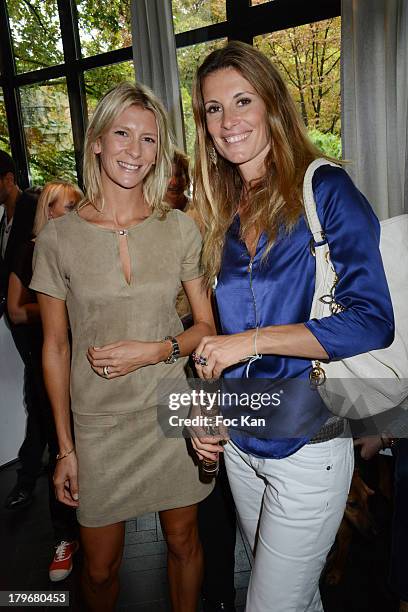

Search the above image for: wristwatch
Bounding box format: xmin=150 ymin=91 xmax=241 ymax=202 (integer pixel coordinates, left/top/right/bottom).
xmin=163 ymin=336 xmax=180 ymax=364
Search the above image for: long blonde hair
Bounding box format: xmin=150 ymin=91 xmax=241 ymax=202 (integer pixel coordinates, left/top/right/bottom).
xmin=33 ymin=180 xmax=83 ymax=236
xmin=82 ymin=82 xmax=173 ymax=215
xmin=192 ymin=41 xmax=330 ymax=285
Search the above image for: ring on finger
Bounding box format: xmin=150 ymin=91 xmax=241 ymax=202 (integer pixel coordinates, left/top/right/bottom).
xmin=198 ymin=355 xmax=208 ymax=367
xmin=192 ymin=352 xmax=208 ymax=367
xmin=103 ymin=365 xmax=110 ymax=377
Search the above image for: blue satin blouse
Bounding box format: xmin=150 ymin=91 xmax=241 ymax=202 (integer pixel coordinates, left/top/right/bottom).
xmin=215 ymin=165 xmax=395 ymax=459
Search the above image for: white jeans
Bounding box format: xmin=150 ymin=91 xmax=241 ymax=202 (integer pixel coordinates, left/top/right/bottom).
xmin=224 ymin=437 xmax=354 ymax=612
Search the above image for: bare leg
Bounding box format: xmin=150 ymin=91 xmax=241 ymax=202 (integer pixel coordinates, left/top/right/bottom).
xmin=80 ymin=522 xmax=125 ymax=612
xmin=160 ymin=504 xmax=203 ymax=612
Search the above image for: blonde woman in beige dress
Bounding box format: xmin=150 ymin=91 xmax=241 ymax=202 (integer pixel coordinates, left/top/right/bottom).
xmin=30 ymin=83 xmax=215 ymax=612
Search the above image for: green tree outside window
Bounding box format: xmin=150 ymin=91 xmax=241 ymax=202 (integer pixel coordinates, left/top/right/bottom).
xmin=20 ymin=80 xmax=77 ymax=184
xmin=0 ymin=90 xmax=11 ymax=154
xmin=172 ymin=0 xmax=225 ymax=35
xmin=255 ymin=18 xmax=342 ymax=158
xmin=7 ymin=0 xmax=63 ymax=73
xmin=76 ymin=0 xmax=132 ymax=57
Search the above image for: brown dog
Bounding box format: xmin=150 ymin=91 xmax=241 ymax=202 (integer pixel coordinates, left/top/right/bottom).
xmin=325 ymin=469 xmax=376 ymax=585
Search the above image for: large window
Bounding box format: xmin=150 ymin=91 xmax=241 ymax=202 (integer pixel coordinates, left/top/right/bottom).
xmin=172 ymin=1 xmax=226 ymax=35
xmin=77 ymin=0 xmax=132 ymax=58
xmin=1 ymin=0 xmax=134 ymax=186
xmin=84 ymin=61 xmax=135 ymax=117
xmin=177 ymin=39 xmax=227 ymax=158
xmin=255 ymin=17 xmax=341 ymax=158
xmin=0 ymin=89 xmax=10 ymax=153
xmin=7 ymin=0 xmax=64 ymax=74
xmin=20 ymin=79 xmax=76 ymax=183
xmin=0 ymin=0 xmax=341 ymax=187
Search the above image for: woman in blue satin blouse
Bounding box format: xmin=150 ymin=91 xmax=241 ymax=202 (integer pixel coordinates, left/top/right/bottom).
xmin=190 ymin=42 xmax=394 ymax=612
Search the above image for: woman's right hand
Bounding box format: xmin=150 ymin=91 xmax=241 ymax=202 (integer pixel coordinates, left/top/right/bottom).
xmin=53 ymin=452 xmax=79 ymax=507
xmin=191 ymin=434 xmax=225 ymax=462
xmin=87 ymin=340 xmax=167 ymax=378
xmin=193 ymin=333 xmax=254 ymax=380
xmin=187 ymin=399 xmax=228 ymax=461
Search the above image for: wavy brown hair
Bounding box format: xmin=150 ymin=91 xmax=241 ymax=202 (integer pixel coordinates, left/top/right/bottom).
xmin=192 ymin=41 xmax=332 ymax=285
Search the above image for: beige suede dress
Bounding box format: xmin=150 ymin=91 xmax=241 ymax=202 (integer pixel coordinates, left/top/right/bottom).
xmin=30 ymin=208 xmax=212 ymax=527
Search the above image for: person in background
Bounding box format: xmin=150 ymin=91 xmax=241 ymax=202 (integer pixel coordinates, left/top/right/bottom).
xmin=164 ymin=148 xmax=190 ymax=212
xmin=0 ymin=149 xmax=40 ymax=510
xmin=190 ymin=41 xmax=394 ymax=612
xmin=166 ymin=149 xmax=193 ymax=321
xmin=7 ymin=180 xmax=83 ymax=581
xmin=167 ymin=150 xmax=237 ymax=611
xmin=355 ymin=435 xmax=408 ymax=612
xmin=31 ymin=180 xmax=82 ymax=232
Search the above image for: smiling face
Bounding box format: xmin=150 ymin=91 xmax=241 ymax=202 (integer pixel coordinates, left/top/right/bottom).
xmin=93 ymin=104 xmax=158 ymax=192
xmin=202 ymin=67 xmax=270 ymax=183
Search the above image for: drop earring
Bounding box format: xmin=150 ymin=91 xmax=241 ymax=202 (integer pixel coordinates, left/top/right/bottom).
xmin=208 ymin=145 xmax=218 ymax=166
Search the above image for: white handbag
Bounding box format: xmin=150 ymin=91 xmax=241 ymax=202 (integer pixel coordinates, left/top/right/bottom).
xmin=303 ymin=158 xmax=408 ymax=419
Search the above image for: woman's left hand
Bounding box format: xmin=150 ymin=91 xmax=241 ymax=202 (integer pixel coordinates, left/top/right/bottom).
xmin=194 ymin=333 xmax=253 ymax=379
xmin=87 ymin=340 xmax=161 ymax=379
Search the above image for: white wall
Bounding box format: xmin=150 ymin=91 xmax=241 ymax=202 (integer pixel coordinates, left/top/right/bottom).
xmin=0 ymin=312 xmax=26 ymax=466
xmin=0 ymin=205 xmax=26 ymax=466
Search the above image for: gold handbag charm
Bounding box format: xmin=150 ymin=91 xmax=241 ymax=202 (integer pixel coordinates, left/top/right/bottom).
xmin=309 ymin=362 xmax=326 ymax=387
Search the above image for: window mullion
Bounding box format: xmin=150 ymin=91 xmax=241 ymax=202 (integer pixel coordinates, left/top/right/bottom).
xmin=57 ymin=0 xmax=87 ymax=187
xmin=226 ymin=0 xmax=253 ymax=44
xmin=0 ymin=1 xmax=30 ymax=187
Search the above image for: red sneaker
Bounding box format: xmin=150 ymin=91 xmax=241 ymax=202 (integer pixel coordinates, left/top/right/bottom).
xmin=49 ymin=540 xmax=79 ymax=582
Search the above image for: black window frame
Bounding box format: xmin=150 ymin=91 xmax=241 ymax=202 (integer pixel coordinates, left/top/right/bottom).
xmin=0 ymin=0 xmax=340 ymax=188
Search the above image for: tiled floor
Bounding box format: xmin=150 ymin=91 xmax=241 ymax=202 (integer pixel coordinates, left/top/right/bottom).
xmin=119 ymin=514 xmax=251 ymax=612
xmin=0 ymin=462 xmax=249 ymax=611
xmin=119 ymin=512 xmax=250 ymax=611
xmin=0 ymin=458 xmax=399 ymax=611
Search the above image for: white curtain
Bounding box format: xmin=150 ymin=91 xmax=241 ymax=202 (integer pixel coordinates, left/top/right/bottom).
xmin=131 ymin=0 xmax=185 ymax=149
xmin=341 ymin=0 xmax=408 ymax=218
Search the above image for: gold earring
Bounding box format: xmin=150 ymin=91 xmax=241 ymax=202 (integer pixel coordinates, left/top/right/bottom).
xmin=208 ymin=146 xmax=217 ymax=166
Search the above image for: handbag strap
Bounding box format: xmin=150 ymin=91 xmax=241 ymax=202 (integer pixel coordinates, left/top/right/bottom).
xmin=302 ymin=158 xmax=340 ymax=242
